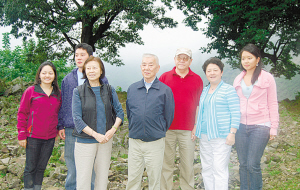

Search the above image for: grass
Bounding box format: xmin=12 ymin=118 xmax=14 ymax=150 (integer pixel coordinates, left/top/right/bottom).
xmin=262 ymin=94 xmax=300 ymax=189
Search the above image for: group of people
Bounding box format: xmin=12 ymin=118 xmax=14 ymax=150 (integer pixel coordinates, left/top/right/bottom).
xmin=17 ymin=43 xmax=279 ymax=190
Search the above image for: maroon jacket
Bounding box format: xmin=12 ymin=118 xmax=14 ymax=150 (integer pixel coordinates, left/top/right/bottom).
xmin=17 ymin=85 xmax=61 ymax=140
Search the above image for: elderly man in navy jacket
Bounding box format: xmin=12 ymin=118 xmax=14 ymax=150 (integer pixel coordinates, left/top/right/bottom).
xmin=126 ymin=53 xmax=175 ymax=190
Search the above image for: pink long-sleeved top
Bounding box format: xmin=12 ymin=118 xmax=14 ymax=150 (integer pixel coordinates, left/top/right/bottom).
xmin=233 ymin=70 xmax=279 ymax=135
xmin=17 ymin=85 xmax=61 ymax=140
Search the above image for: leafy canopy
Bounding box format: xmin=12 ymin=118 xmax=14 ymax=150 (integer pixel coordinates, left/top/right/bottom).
xmin=0 ymin=33 xmax=73 ymax=86
xmin=176 ymin=0 xmax=300 ymax=79
xmin=0 ymin=0 xmax=177 ymax=66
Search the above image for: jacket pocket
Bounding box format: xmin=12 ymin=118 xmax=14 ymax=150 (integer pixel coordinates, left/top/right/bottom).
xmin=248 ymin=102 xmax=260 ymax=114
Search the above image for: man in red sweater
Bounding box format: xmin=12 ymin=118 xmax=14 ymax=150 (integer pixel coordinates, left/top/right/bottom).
xmin=160 ymin=48 xmax=203 ymax=190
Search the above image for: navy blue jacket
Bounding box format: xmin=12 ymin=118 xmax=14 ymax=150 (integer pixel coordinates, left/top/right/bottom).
xmin=58 ymin=68 xmax=108 ymax=130
xmin=126 ymin=78 xmax=175 ymax=142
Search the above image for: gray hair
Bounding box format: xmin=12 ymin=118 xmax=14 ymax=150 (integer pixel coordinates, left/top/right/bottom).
xmin=142 ymin=53 xmax=159 ymax=65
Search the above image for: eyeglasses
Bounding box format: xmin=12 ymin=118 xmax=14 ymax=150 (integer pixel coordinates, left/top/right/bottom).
xmin=176 ymin=56 xmax=190 ymax=62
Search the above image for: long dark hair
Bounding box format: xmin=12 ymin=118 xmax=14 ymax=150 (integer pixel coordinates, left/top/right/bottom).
xmin=34 ymin=61 xmax=60 ymax=98
xmin=240 ymin=44 xmax=262 ymax=84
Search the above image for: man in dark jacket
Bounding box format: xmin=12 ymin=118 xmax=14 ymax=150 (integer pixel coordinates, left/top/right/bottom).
xmin=126 ymin=53 xmax=175 ymax=190
xmin=57 ymin=43 xmax=108 ymax=190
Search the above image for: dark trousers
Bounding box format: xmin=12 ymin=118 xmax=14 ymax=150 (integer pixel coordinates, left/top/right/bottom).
xmin=24 ymin=137 xmax=55 ymax=189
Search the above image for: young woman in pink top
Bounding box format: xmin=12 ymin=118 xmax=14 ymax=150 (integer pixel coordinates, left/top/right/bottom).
xmin=233 ymin=44 xmax=279 ymax=190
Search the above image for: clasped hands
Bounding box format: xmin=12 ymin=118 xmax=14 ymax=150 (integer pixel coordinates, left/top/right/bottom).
xmin=92 ymin=128 xmax=116 ymax=144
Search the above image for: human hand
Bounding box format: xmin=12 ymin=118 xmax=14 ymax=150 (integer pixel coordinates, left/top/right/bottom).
xmin=19 ymin=139 xmax=27 ymax=148
xmin=269 ymin=135 xmax=276 ymax=141
xmin=225 ymin=133 xmax=235 ymax=146
xmin=92 ymin=132 xmax=108 ymax=144
xmin=105 ymin=128 xmax=116 ymax=141
xmin=58 ymin=129 xmax=66 ymax=140
xmin=191 ymin=127 xmax=196 ymax=141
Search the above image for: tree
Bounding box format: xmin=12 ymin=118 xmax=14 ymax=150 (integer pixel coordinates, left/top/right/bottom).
xmin=176 ymin=0 xmax=300 ymax=79
xmin=0 ymin=0 xmax=177 ymax=65
xmin=0 ymin=33 xmax=73 ymax=85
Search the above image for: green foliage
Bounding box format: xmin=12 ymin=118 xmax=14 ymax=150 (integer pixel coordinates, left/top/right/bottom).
xmin=49 ymin=143 xmax=64 ymax=164
xmin=120 ymin=154 xmax=128 ymax=159
xmin=115 ymin=86 xmax=122 ymax=92
xmin=0 ymin=33 xmax=73 ymax=86
xmin=269 ymin=170 xmax=281 ymax=176
xmin=1 ymin=0 xmax=177 ymax=66
xmin=176 ymin=0 xmax=300 ymax=79
xmin=0 ymin=170 xmax=6 ymax=178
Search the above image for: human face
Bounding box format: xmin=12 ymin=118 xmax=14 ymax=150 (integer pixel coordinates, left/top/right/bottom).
xmin=205 ymin=63 xmax=223 ymax=85
xmin=174 ymin=54 xmax=192 ymax=72
xmin=85 ymin=61 xmax=102 ymax=83
xmin=39 ymin=65 xmax=55 ymax=85
xmin=141 ymin=56 xmax=160 ymax=83
xmin=241 ymin=51 xmax=260 ymax=73
xmin=75 ymin=48 xmax=90 ymax=70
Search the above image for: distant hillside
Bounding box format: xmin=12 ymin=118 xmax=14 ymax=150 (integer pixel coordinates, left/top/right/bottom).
xmin=104 ymin=53 xmax=300 ymax=101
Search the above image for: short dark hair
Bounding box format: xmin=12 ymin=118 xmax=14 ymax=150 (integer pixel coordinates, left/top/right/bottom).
xmin=202 ymin=57 xmax=224 ymax=73
xmin=240 ymin=43 xmax=262 ymax=85
xmin=34 ymin=61 xmax=60 ymax=98
xmin=82 ymin=56 xmax=105 ymax=80
xmin=75 ymin=43 xmax=93 ymax=56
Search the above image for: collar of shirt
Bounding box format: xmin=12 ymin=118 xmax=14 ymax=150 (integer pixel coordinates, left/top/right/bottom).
xmin=144 ymin=78 xmax=155 ymax=90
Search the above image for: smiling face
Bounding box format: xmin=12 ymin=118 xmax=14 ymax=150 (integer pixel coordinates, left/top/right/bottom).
xmin=205 ymin=63 xmax=223 ymax=85
xmin=75 ymin=48 xmax=90 ymax=71
xmin=241 ymin=51 xmax=260 ymax=73
xmin=174 ymin=54 xmax=192 ymax=72
xmin=39 ymin=65 xmax=55 ymax=85
xmin=85 ymin=61 xmax=102 ymax=83
xmin=141 ymin=56 xmax=160 ymax=83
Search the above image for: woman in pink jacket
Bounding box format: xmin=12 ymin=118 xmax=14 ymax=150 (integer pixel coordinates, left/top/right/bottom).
xmin=17 ymin=61 xmax=61 ymax=190
xmin=233 ymin=44 xmax=279 ymax=190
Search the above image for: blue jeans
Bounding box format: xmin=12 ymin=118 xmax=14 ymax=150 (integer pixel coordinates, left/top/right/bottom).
xmin=64 ymin=128 xmax=77 ymax=190
xmin=24 ymin=137 xmax=55 ymax=190
xmin=64 ymin=128 xmax=95 ymax=190
xmin=235 ymin=124 xmax=270 ymax=190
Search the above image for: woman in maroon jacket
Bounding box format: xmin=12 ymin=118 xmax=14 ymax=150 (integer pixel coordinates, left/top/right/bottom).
xmin=17 ymin=61 xmax=61 ymax=190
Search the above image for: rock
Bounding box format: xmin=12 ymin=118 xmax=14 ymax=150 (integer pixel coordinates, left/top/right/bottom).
xmin=194 ymin=163 xmax=201 ymax=175
xmin=271 ymin=154 xmax=281 ymax=162
xmin=7 ymin=163 xmax=24 ymax=178
xmin=0 ymin=118 xmax=9 ymax=126
xmin=173 ymin=167 xmax=180 ymax=175
xmin=270 ymin=142 xmax=279 ymax=148
xmin=6 ymin=173 xmax=21 ymax=189
xmin=262 ymin=172 xmax=270 ymax=178
xmin=45 ymin=187 xmax=65 ymax=190
xmin=59 ymin=151 xmax=65 ymax=163
xmin=1 ymin=147 xmax=9 ymax=153
xmin=51 ymin=167 xmax=67 ymax=181
xmin=0 ymin=157 xmax=10 ymax=165
xmin=11 ymin=84 xmax=22 ymax=94
xmin=6 ymin=145 xmax=19 ymax=155
xmin=16 ymin=156 xmax=26 ymax=165
xmin=173 ymin=174 xmax=179 ymax=181
xmin=0 ymin=165 xmax=7 ymax=172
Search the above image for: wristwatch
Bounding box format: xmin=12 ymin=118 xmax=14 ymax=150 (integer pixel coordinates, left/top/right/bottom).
xmin=230 ymin=131 xmax=236 ymax=134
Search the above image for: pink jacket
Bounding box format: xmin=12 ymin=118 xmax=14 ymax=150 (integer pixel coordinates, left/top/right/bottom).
xmin=233 ymin=70 xmax=279 ymax=135
xmin=17 ymin=85 xmax=61 ymax=140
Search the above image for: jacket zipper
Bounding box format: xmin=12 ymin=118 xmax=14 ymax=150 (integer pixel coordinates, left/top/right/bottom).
xmin=244 ymin=84 xmax=254 ymax=126
xmin=144 ymin=87 xmax=150 ymax=138
xmin=29 ymin=111 xmax=34 ymax=137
